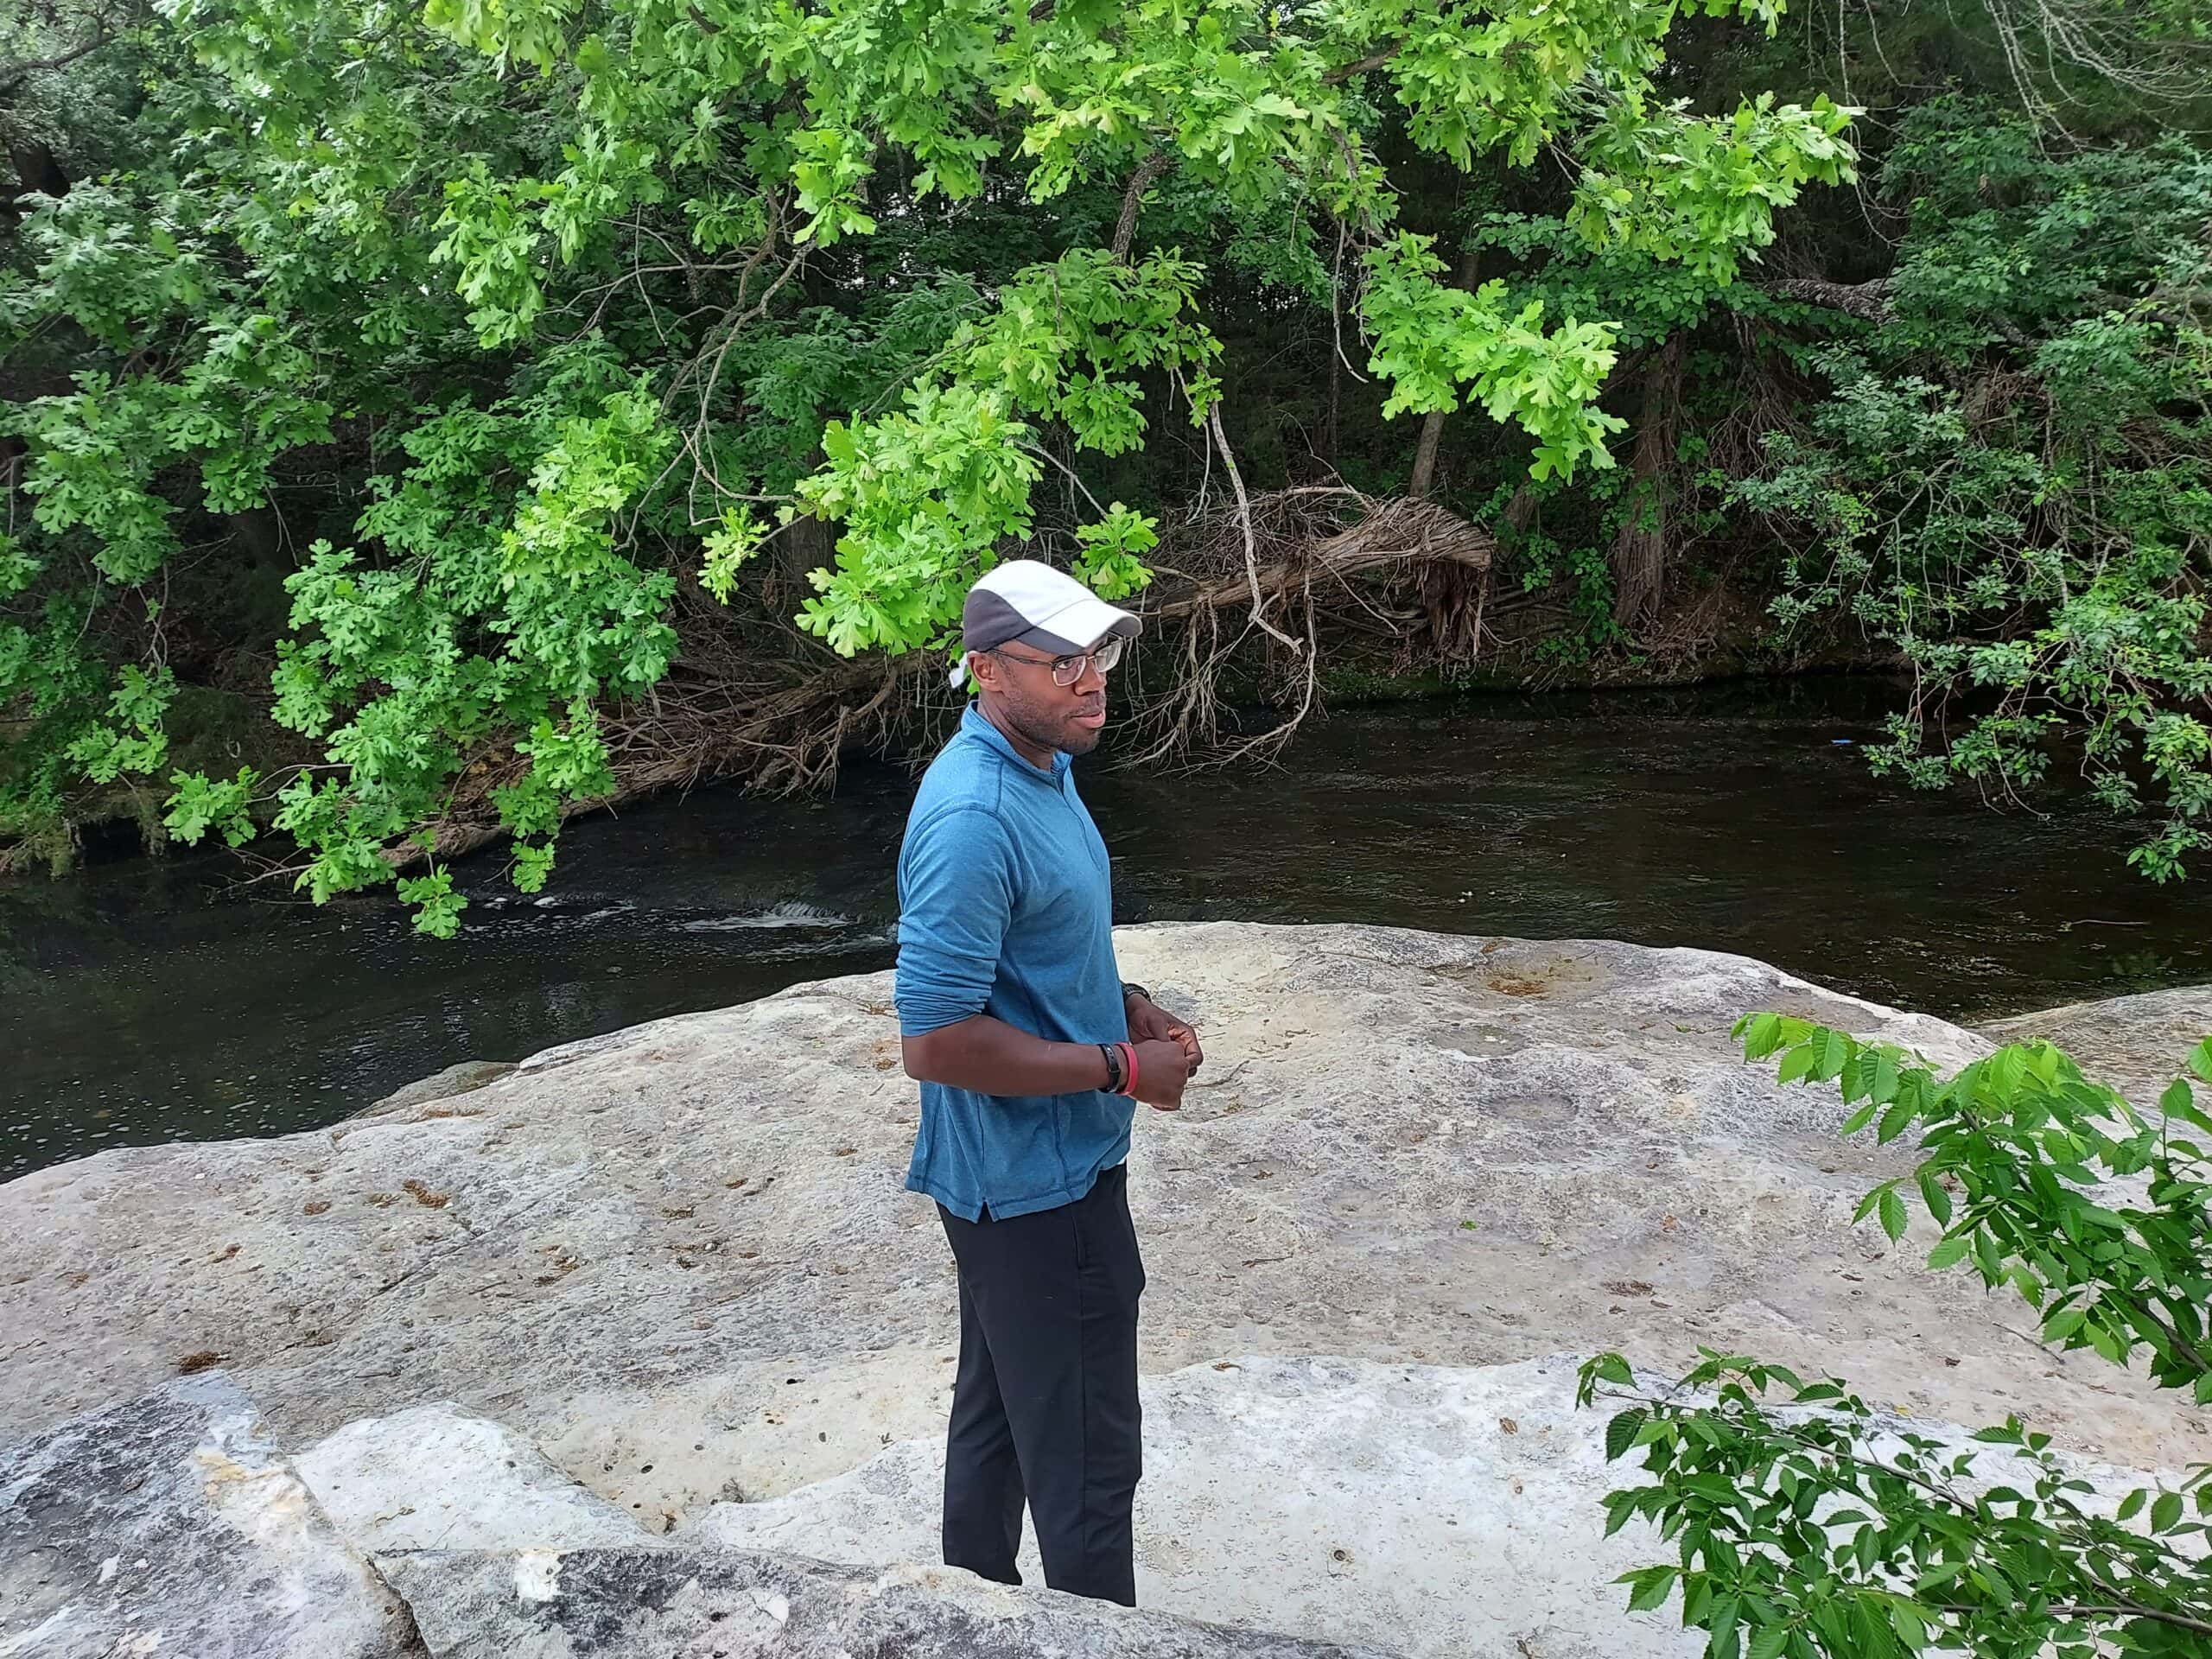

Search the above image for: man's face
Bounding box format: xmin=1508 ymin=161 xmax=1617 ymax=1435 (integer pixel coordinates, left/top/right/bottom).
xmin=976 ymin=637 xmax=1113 ymax=757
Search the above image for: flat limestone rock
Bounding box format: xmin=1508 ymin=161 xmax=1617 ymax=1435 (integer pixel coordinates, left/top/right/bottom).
xmin=692 ymin=1351 xmax=2176 ymax=1659
xmin=378 ymin=1546 xmax=1402 ymax=1659
xmin=355 ymin=1062 xmax=519 ymax=1122
xmin=295 ymin=1404 xmax=657 ymax=1554
xmin=4 ymin=925 xmax=2203 ymax=1529
xmin=0 ymin=1371 xmax=414 ymax=1659
xmin=1981 ymin=985 xmax=2212 ymax=1108
xmin=698 ymin=1353 xmax=1691 ymax=1659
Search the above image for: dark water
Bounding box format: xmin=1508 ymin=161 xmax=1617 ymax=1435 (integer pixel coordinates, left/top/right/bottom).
xmin=7 ymin=678 xmax=2211 ymax=1179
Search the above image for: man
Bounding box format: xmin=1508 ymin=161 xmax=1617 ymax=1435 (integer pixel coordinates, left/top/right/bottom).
xmin=894 ymin=557 xmax=1204 ymax=1608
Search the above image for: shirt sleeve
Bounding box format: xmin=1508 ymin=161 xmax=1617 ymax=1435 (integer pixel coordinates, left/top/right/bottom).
xmin=894 ymin=805 xmax=1017 ymax=1038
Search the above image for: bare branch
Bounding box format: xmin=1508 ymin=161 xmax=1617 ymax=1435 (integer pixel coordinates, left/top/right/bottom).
xmin=1205 ymin=404 xmax=1304 ymax=653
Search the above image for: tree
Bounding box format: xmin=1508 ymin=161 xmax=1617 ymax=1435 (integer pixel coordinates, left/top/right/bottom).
xmin=1738 ymin=105 xmax=2212 ymax=882
xmin=0 ymin=0 xmax=1857 ymax=930
xmin=1580 ymin=1014 xmax=2212 ymax=1657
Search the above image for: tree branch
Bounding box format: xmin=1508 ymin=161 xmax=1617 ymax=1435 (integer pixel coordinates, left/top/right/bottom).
xmin=1111 ymin=151 xmax=1173 ymax=264
xmin=1999 ymin=1604 xmax=2212 ymax=1639
xmin=1765 ymin=276 xmax=1891 ymax=323
xmin=1322 ymin=46 xmax=1397 ymax=86
xmin=1205 ymin=404 xmax=1304 ymax=654
xmin=0 ymin=30 xmax=109 ymax=99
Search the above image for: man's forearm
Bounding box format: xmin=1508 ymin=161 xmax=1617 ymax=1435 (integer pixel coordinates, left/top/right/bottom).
xmin=902 ymin=1014 xmax=1114 ymax=1096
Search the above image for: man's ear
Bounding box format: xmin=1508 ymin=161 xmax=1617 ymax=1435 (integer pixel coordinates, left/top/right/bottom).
xmin=965 ymin=650 xmax=996 ymax=692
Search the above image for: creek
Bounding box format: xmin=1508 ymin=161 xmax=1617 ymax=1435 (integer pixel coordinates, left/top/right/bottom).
xmin=7 ymin=677 xmax=2209 ymax=1179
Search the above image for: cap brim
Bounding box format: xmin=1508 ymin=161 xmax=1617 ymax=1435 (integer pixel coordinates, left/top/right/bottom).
xmin=1015 ymin=594 xmax=1142 ymax=658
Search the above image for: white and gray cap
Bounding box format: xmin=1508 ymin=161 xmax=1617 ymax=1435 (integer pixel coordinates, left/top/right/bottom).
xmin=952 ymin=559 xmax=1141 ymax=688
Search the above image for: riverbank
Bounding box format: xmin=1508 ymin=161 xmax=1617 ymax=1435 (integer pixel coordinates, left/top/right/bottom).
xmin=5 ymin=924 xmax=2206 ymax=1657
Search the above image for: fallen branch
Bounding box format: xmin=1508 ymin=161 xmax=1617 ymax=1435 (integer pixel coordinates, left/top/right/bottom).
xmin=357 ymin=489 xmax=1500 ymax=874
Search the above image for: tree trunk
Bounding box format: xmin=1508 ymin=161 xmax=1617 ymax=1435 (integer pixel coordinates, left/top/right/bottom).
xmin=1 ymin=138 xmax=71 ymax=222
xmin=1407 ymin=242 xmax=1483 ymax=500
xmin=1407 ymin=402 xmax=1446 ymax=502
xmin=1610 ymin=332 xmax=1683 ymax=632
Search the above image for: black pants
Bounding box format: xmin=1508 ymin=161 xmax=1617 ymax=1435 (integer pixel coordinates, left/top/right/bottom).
xmin=935 ymin=1162 xmax=1146 ymax=1606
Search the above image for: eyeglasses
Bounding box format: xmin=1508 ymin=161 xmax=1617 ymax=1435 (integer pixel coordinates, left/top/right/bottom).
xmin=989 ymin=634 xmax=1126 ymax=686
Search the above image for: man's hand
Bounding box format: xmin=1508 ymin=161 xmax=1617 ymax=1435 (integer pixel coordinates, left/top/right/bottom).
xmin=1128 ymin=1039 xmax=1192 ymax=1111
xmin=1126 ymin=991 xmax=1203 ymax=1075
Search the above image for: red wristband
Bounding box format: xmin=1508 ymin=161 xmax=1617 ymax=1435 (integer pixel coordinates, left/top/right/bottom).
xmin=1120 ymin=1041 xmax=1139 ymax=1099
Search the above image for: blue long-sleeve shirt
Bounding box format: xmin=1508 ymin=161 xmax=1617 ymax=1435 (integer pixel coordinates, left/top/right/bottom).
xmin=893 ymin=705 xmax=1132 ymax=1221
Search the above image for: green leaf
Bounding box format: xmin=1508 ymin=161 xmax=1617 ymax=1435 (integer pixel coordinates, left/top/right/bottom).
xmin=1926 ymin=1234 xmax=1971 ymax=1271
xmin=2158 ymin=1073 xmax=2212 ymax=1135
xmin=1605 ymin=1408 xmax=1649 ymax=1463
xmin=2152 ymin=1491 xmax=2183 ymax=1533
xmin=1620 ymin=1565 xmax=1680 ymax=1613
xmin=1867 ymin=1051 xmax=1901 ymax=1104
xmin=1915 ymin=1561 xmax=1964 ymax=1593
xmin=1916 ymin=1166 xmax=1953 ymax=1226
xmin=2117 ymin=1487 xmax=2148 ymax=1522
xmin=1878 ymin=1186 xmax=1909 ymax=1243
xmin=1746 ymin=1624 xmax=1790 ymax=1659
xmin=1777 ymin=1042 xmax=1817 ymax=1085
xmin=1739 ymin=1013 xmax=1784 ymax=1059
xmin=1877 ymin=1093 xmax=1918 ymax=1144
xmin=2159 ymin=1076 xmax=2196 ymax=1120
xmin=2043 ymin=1306 xmax=2088 ymax=1344
xmin=2188 ymin=1036 xmax=2212 ymax=1084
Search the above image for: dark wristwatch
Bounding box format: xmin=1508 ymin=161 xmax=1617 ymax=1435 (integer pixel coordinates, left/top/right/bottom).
xmin=1121 ymin=982 xmax=1151 ymax=1007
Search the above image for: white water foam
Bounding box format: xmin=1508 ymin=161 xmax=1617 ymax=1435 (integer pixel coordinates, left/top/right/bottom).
xmin=680 ymin=900 xmax=854 ymax=933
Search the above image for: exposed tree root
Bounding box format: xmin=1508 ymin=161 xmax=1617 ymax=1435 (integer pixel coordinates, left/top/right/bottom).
xmin=383 ymin=487 xmax=1497 ymax=873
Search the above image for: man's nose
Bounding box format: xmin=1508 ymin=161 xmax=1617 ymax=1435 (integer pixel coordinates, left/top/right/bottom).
xmin=1073 ymin=657 xmax=1109 ymax=694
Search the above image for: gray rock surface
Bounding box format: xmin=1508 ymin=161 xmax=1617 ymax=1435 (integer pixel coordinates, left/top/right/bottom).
xmin=378 ymin=1547 xmax=1401 ymax=1659
xmin=0 ymin=1372 xmax=415 ymax=1658
xmin=1981 ymin=984 xmax=2212 ymax=1107
xmin=356 ymin=1061 xmax=518 ymax=1121
xmin=4 ymin=925 xmax=2203 ymax=1536
xmin=295 ymin=1404 xmax=656 ymax=1554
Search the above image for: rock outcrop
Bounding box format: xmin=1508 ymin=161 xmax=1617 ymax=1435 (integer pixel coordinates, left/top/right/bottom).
xmin=1981 ymin=983 xmax=2212 ymax=1107
xmin=293 ymin=1403 xmax=652 ymax=1555
xmin=4 ymin=925 xmax=2201 ymax=1528
xmin=353 ymin=1061 xmax=519 ymax=1122
xmin=1 ymin=1370 xmax=1411 ymax=1659
xmin=380 ymin=1548 xmax=1399 ymax=1659
xmin=3 ymin=925 xmax=2207 ymax=1659
xmin=0 ymin=1372 xmax=416 ymax=1658
xmin=696 ymin=1352 xmax=1697 ymax=1657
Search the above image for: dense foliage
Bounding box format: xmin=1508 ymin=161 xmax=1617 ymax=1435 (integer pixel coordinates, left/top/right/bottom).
xmin=1745 ymin=113 xmax=2212 ymax=883
xmin=1581 ymin=1017 xmax=2212 ymax=1657
xmin=2 ymin=0 xmax=2208 ymax=924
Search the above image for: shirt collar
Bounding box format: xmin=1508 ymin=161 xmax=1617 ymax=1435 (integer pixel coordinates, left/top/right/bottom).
xmin=962 ymin=702 xmax=1069 ymax=780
